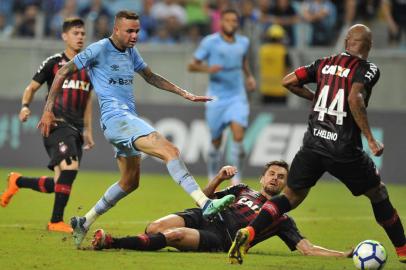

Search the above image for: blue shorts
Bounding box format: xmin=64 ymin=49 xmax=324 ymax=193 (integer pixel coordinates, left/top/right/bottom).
xmin=101 ymin=114 xmax=155 ymax=157
xmin=205 ymin=99 xmax=249 ymax=140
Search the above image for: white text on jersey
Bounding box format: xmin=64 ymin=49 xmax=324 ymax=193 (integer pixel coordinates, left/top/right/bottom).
xmin=322 ymin=65 xmax=350 ymax=78
xmin=313 ymin=128 xmax=338 ymax=141
xmin=62 ymin=80 xmax=90 ymax=91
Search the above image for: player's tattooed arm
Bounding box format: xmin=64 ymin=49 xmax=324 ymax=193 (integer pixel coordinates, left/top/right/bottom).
xmin=38 ymin=60 xmax=78 ymax=137
xmin=138 ymin=66 xmax=212 ymax=102
xmin=282 ymin=72 xmax=314 ymax=101
xmin=349 ymin=82 xmax=383 ymax=156
xmin=43 ymin=60 xmax=78 ymax=112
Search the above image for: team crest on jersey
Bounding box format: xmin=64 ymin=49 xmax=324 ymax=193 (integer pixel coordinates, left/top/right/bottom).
xmin=59 ymin=142 xmax=68 ymax=153
xmin=110 ymin=64 xmax=120 ymax=71
xmin=322 ymin=65 xmax=350 ymax=78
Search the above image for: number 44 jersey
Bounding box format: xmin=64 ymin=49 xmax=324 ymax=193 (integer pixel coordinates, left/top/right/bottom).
xmin=294 ymin=52 xmax=380 ymax=161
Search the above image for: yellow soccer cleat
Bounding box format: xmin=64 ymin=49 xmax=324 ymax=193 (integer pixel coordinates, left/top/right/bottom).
xmin=228 ymin=228 xmax=251 ymax=264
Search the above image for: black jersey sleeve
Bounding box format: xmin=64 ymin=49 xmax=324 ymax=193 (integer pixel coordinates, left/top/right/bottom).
xmin=276 ymin=216 xmax=305 ymax=251
xmin=352 ymin=62 xmax=380 ymax=88
xmin=32 ymin=56 xmax=55 ymax=85
xmin=294 ymin=59 xmax=322 ymax=84
xmin=214 ymin=184 xmax=248 ymax=198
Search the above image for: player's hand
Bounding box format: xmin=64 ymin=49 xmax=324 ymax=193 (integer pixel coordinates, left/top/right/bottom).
xmin=368 ymin=139 xmax=384 ymax=156
xmin=37 ymin=111 xmax=56 ymax=137
xmin=83 ymin=131 xmax=95 ymax=150
xmin=183 ymin=91 xmax=213 ymax=102
xmin=208 ymin=65 xmax=222 ymax=74
xmin=217 ymin=166 xmax=237 ymax=181
xmin=19 ymin=107 xmax=31 ymax=122
xmin=246 ymin=75 xmax=256 ymax=92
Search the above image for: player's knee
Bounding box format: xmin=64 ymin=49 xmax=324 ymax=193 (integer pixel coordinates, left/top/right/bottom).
xmin=145 ymin=220 xmax=165 ymax=234
xmin=162 ymin=143 xmax=180 ymax=161
xmin=59 ymin=156 xmax=79 ymax=170
xmin=120 ymin=173 xmax=139 ymax=192
xmin=365 ymin=183 xmax=388 ymax=203
xmin=164 ymin=228 xmax=185 ymax=242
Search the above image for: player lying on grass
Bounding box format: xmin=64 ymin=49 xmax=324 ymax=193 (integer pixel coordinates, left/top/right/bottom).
xmin=91 ymin=161 xmax=352 ymax=258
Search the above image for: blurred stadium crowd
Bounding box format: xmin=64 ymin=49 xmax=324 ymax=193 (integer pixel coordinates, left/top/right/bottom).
xmin=0 ymin=0 xmax=405 ymax=48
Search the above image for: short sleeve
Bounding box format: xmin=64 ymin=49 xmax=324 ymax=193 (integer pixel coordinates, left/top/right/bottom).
xmin=132 ymin=48 xmax=147 ymax=72
xmin=194 ymin=37 xmax=211 ymax=61
xmin=277 ymin=216 xmax=305 ymax=251
xmin=32 ymin=57 xmax=54 ymax=84
xmin=352 ymin=62 xmax=380 ymax=89
xmin=294 ymin=59 xmax=322 ymax=84
xmin=214 ymin=184 xmax=248 ymax=199
xmin=74 ymin=41 xmax=103 ymax=70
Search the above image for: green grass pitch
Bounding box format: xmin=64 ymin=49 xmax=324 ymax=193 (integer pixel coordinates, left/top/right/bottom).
xmin=0 ymin=167 xmax=405 ymax=270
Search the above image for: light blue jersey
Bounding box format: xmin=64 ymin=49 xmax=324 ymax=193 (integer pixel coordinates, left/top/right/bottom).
xmin=74 ymin=38 xmax=155 ymax=157
xmin=194 ymin=33 xmax=250 ymax=104
xmin=194 ymin=33 xmax=250 ymax=139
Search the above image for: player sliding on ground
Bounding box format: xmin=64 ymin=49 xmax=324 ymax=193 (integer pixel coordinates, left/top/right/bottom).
xmin=228 ymin=24 xmax=406 ymax=264
xmin=91 ymin=162 xmax=352 ymax=259
xmin=38 ymin=10 xmax=235 ymax=248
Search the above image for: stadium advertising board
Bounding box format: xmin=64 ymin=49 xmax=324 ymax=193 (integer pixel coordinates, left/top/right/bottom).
xmin=0 ymin=100 xmax=404 ymax=183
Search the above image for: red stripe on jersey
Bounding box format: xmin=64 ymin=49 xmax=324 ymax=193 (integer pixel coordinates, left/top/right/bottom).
xmin=262 ymin=201 xmax=280 ymax=219
xmin=52 ymin=63 xmax=60 ymax=110
xmin=294 ymin=66 xmax=308 ymax=82
xmin=62 ymin=89 xmax=69 ymax=113
xmin=71 ymin=72 xmax=79 ymax=110
xmin=316 ymin=58 xmax=329 ymax=85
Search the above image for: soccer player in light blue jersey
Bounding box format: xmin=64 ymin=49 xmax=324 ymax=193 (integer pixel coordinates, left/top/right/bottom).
xmin=38 ymin=10 xmax=235 ymax=248
xmin=188 ymin=9 xmax=256 ymax=185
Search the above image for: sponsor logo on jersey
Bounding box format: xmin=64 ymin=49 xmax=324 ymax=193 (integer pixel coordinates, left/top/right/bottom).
xmin=322 ymin=65 xmax=350 ymax=78
xmin=313 ymin=128 xmax=338 ymax=141
xmin=236 ymin=197 xmax=260 ymax=211
xmin=108 ymin=78 xmax=133 ymax=85
xmin=62 ymin=79 xmax=90 ymax=91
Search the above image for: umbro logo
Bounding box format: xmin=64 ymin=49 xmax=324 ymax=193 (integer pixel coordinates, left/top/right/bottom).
xmin=110 ymin=64 xmax=119 ymax=71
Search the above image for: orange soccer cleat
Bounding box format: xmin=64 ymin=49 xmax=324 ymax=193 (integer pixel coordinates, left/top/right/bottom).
xmin=47 ymin=221 xmax=73 ymax=233
xmin=0 ymin=172 xmax=21 ymax=207
xmin=396 ymin=244 xmax=406 ymax=263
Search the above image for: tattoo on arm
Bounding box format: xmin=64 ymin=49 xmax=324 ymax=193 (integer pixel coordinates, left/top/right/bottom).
xmin=44 ymin=61 xmax=77 ymax=112
xmin=140 ymin=67 xmax=187 ymax=97
xmin=349 ymin=86 xmax=373 ymax=140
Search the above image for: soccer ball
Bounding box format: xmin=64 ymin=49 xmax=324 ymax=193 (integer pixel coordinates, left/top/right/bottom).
xmin=353 ymin=240 xmax=387 ymax=269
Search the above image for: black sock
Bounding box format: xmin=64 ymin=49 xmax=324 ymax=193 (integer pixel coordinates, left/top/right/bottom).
xmin=16 ymin=176 xmax=54 ymax=193
xmin=250 ymin=194 xmax=292 ymax=235
xmin=112 ymin=233 xmax=167 ymax=250
xmin=372 ymin=198 xmax=406 ymax=247
xmin=50 ymin=170 xmax=77 ymax=223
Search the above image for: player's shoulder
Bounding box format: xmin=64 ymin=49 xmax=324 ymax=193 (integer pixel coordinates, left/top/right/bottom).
xmin=235 ymin=34 xmax=249 ymax=44
xmin=201 ymin=33 xmax=221 ymax=44
xmin=86 ymin=38 xmax=109 ymax=54
xmin=41 ymin=52 xmax=63 ymax=65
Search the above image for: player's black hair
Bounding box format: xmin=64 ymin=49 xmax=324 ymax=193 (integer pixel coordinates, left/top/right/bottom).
xmin=261 ymin=160 xmax=290 ymax=176
xmin=62 ymin=17 xmax=84 ymax=33
xmin=221 ymin=8 xmax=239 ymax=18
xmin=115 ymin=10 xmax=139 ymax=22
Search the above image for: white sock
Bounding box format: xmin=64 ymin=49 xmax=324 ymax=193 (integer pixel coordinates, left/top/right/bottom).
xmin=84 ymin=207 xmax=99 ymax=229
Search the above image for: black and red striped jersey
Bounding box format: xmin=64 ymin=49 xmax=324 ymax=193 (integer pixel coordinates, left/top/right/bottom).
xmin=33 ymin=52 xmax=92 ymax=131
xmin=294 ymin=52 xmax=380 ymax=160
xmin=215 ymin=184 xmax=304 ymax=251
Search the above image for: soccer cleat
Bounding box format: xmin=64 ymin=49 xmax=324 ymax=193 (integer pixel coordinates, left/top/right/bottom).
xmin=71 ymin=216 xmax=88 ymax=248
xmin=47 ymin=221 xmax=73 ymax=233
xmin=92 ymin=229 xmax=113 ymax=250
xmin=228 ymin=228 xmax=250 ymax=264
xmin=396 ymin=245 xmax=406 ymax=263
xmin=0 ymin=172 xmax=21 ymax=207
xmin=202 ymin=194 xmax=235 ymax=218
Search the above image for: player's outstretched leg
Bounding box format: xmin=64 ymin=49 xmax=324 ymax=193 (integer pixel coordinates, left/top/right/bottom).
xmin=0 ymin=172 xmax=21 ymax=207
xmin=71 ymin=216 xmax=88 ymax=248
xmin=228 ymin=228 xmax=251 ymax=264
xmin=202 ymin=194 xmax=235 ymax=218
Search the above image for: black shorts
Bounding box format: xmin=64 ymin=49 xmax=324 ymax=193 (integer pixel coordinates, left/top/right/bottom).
xmin=288 ymin=147 xmax=381 ymax=196
xmin=43 ymin=122 xmax=83 ymax=170
xmin=175 ymin=208 xmax=230 ymax=252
